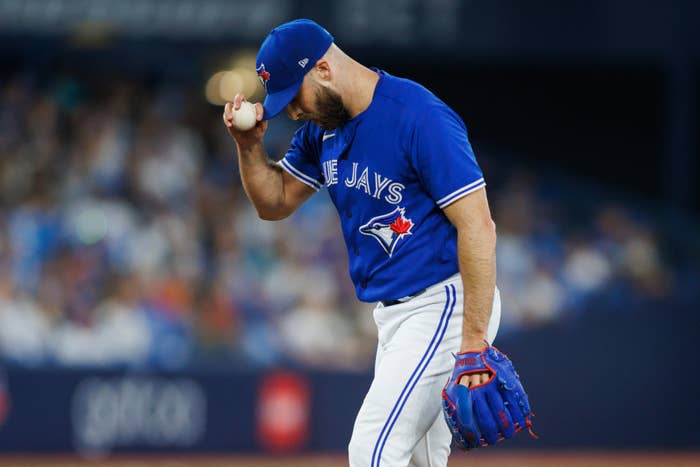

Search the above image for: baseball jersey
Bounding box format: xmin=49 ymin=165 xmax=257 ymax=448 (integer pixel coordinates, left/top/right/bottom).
xmin=278 ymin=69 xmax=485 ymax=302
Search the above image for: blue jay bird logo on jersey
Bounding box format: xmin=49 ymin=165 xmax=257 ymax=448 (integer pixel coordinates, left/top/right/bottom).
xmin=359 ymin=207 xmax=414 ymax=257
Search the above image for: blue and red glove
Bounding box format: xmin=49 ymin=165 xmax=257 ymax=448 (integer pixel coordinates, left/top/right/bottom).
xmin=441 ymin=345 xmax=536 ymax=450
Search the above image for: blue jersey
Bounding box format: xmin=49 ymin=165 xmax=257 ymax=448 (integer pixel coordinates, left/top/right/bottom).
xmin=279 ymin=70 xmax=485 ymax=302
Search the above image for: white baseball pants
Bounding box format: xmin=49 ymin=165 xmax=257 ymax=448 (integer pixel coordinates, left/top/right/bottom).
xmin=348 ymin=273 xmax=501 ymax=467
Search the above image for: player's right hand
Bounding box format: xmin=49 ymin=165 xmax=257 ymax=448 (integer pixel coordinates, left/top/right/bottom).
xmin=222 ymin=93 xmax=268 ymax=146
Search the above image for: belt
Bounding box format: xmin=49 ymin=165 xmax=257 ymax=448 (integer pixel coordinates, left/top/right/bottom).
xmin=380 ymin=288 xmax=427 ymax=307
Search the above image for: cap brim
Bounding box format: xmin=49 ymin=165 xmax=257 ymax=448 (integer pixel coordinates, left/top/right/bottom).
xmin=262 ymin=80 xmax=303 ymax=120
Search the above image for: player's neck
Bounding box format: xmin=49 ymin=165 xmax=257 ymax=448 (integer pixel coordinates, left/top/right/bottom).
xmin=342 ymin=64 xmax=380 ymax=118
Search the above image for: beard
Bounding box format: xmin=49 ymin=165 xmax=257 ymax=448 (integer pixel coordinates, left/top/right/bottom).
xmin=309 ymin=86 xmax=351 ymax=131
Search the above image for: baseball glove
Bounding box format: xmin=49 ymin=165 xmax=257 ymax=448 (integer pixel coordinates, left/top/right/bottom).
xmin=441 ymin=344 xmax=536 ymax=450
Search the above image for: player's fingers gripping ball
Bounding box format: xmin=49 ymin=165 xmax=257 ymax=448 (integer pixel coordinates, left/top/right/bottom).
xmin=229 ymin=100 xmax=258 ymax=131
xmin=441 ymin=345 xmax=537 ymax=450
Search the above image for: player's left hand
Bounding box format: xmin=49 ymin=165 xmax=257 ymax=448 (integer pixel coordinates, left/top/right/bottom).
xmin=441 ymin=345 xmax=536 ymax=450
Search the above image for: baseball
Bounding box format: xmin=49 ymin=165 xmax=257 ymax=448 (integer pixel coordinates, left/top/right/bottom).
xmin=231 ymin=101 xmax=258 ymax=131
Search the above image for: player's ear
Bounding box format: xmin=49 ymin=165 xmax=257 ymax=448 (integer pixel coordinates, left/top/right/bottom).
xmin=313 ymin=59 xmax=332 ymax=83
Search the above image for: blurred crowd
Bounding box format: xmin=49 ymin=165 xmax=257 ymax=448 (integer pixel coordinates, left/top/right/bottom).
xmin=0 ymin=72 xmax=694 ymax=371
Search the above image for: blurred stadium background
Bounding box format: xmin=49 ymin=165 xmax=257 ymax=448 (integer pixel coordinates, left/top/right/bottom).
xmin=0 ymin=0 xmax=699 ymax=465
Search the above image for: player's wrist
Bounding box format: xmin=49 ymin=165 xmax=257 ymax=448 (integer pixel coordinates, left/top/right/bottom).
xmin=236 ymin=139 xmax=265 ymax=156
xmin=460 ymin=334 xmax=488 ymax=352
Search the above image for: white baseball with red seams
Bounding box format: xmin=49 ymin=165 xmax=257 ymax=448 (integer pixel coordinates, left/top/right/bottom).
xmin=231 ymin=101 xmax=257 ymax=131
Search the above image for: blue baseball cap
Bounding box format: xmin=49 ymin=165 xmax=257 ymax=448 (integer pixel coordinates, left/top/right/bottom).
xmin=256 ymin=19 xmax=334 ymax=120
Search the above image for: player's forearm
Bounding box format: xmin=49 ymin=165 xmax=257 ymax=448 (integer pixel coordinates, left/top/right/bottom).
xmin=236 ymin=142 xmax=289 ymax=220
xmin=456 ymin=219 xmax=497 ymax=352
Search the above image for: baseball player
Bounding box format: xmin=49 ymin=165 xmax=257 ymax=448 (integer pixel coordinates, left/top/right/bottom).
xmin=223 ymin=19 xmax=534 ymax=467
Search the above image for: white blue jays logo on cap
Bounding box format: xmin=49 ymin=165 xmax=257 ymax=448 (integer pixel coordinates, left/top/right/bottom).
xmin=359 ymin=207 xmax=414 ymax=257
xmin=256 ymin=63 xmax=270 ymax=90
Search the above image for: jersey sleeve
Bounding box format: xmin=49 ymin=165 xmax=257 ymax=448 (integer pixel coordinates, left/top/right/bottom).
xmin=410 ymin=105 xmax=485 ymax=209
xmin=278 ymin=124 xmax=324 ymax=191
